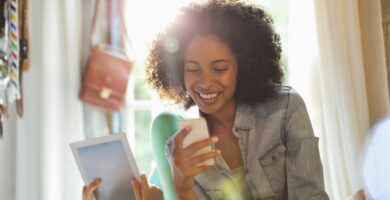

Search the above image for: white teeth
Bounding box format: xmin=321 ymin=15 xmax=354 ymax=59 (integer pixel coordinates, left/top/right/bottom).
xmin=199 ymin=92 xmax=219 ymax=99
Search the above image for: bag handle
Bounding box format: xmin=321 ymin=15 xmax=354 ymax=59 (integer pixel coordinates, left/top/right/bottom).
xmin=89 ymin=0 xmax=130 ymax=49
xmin=89 ymin=0 xmax=107 ymax=47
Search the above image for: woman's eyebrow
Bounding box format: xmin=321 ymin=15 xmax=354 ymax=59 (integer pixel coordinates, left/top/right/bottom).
xmin=184 ymin=60 xmax=200 ymax=65
xmin=185 ymin=59 xmax=229 ymax=65
xmin=211 ymin=59 xmax=229 ymax=64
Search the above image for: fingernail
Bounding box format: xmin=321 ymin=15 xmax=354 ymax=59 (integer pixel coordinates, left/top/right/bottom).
xmin=216 ymin=150 xmax=221 ymax=154
xmin=185 ymin=126 xmax=191 ymax=131
xmin=211 ymin=137 xmax=218 ymax=142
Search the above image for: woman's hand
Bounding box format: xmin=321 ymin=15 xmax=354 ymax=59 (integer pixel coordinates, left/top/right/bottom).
xmin=131 ymin=174 xmax=163 ymax=200
xmin=82 ymin=178 xmax=101 ymax=200
xmin=171 ymin=126 xmax=220 ymax=197
xmin=82 ymin=175 xmax=163 ymax=200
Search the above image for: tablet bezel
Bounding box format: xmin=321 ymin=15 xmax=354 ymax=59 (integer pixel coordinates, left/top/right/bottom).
xmin=70 ymin=133 xmax=140 ymax=186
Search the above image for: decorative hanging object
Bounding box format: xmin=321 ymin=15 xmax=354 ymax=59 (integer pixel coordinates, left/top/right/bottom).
xmin=15 ymin=0 xmax=28 ymax=117
xmin=7 ymin=0 xmax=20 ymax=103
xmin=79 ymin=0 xmax=132 ymax=113
xmin=0 ymin=0 xmax=29 ymax=138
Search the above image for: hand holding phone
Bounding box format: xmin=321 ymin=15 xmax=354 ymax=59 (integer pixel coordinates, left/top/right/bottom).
xmin=178 ymin=117 xmax=214 ymax=166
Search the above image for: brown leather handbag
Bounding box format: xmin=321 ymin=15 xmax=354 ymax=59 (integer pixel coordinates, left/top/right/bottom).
xmin=79 ymin=0 xmax=132 ymax=112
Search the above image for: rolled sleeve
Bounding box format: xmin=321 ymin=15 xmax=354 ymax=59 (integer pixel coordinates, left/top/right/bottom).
xmin=165 ymin=134 xmax=176 ymax=161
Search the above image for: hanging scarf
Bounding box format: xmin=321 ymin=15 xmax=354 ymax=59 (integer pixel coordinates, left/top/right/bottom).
xmin=7 ymin=0 xmax=20 ymax=103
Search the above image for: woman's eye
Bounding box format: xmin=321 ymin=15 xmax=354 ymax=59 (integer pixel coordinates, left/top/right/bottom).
xmin=185 ymin=66 xmax=200 ymax=72
xmin=214 ymin=67 xmax=228 ymax=72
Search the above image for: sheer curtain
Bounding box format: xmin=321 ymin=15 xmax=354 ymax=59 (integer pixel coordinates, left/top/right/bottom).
xmin=0 ymin=0 xmax=85 ymax=199
xmin=358 ymin=0 xmax=390 ymax=125
xmin=288 ymin=0 xmax=390 ymax=199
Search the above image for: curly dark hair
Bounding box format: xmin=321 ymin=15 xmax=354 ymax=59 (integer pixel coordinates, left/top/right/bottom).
xmin=145 ymin=0 xmax=284 ymax=109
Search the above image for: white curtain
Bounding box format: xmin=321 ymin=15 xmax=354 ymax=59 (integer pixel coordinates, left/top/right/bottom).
xmin=288 ymin=0 xmax=390 ymax=199
xmin=358 ymin=0 xmax=390 ymax=125
xmin=0 ymin=0 xmax=85 ymax=199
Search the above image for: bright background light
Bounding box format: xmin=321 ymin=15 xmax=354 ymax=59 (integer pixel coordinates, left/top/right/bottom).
xmin=125 ymin=0 xmax=190 ymax=62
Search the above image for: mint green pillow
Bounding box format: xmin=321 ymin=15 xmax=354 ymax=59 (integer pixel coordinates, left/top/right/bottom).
xmin=149 ymin=113 xmax=183 ymax=200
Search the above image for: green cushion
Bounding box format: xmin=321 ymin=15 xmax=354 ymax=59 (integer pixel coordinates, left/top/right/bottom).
xmin=149 ymin=112 xmax=183 ymax=200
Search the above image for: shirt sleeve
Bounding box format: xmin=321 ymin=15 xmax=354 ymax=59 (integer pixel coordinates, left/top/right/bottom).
xmin=284 ymin=90 xmax=329 ymax=200
xmin=165 ymin=133 xmax=176 ymax=162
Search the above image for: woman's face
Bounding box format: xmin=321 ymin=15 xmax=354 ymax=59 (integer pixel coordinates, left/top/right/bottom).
xmin=184 ymin=35 xmax=238 ymax=115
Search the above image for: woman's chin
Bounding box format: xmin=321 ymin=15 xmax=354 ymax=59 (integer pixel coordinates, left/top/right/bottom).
xmin=197 ymin=104 xmax=221 ymax=115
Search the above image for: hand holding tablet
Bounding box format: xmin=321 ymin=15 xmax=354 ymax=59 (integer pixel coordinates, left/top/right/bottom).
xmin=70 ymin=134 xmax=140 ymax=200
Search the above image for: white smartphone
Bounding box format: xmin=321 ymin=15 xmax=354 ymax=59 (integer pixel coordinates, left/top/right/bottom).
xmin=178 ymin=117 xmax=214 ymax=166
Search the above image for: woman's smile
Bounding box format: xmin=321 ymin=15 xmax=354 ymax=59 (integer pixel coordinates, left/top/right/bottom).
xmin=198 ymin=92 xmax=220 ymax=100
xmin=196 ymin=91 xmax=222 ymax=106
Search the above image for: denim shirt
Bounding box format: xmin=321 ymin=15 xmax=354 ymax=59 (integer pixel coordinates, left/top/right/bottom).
xmin=165 ymin=86 xmax=329 ymax=200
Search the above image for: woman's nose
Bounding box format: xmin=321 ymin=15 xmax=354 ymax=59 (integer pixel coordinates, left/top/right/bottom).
xmin=197 ymin=73 xmax=216 ymax=90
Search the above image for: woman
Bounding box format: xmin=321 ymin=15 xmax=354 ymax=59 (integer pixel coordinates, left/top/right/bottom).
xmin=84 ymin=0 xmax=329 ymax=199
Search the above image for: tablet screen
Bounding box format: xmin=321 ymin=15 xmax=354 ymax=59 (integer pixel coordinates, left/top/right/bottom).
xmin=71 ymin=134 xmax=139 ymax=200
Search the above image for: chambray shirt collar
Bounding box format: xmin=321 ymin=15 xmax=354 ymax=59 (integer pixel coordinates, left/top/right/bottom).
xmin=233 ymin=103 xmax=253 ymax=132
xmin=198 ymin=103 xmax=253 ymax=130
xmin=198 ymin=103 xmax=253 ymax=138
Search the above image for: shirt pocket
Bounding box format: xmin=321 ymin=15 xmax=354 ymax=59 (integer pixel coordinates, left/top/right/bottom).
xmin=258 ymin=143 xmax=287 ymax=193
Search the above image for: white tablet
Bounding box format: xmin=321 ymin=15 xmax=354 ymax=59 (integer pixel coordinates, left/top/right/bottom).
xmin=70 ymin=133 xmax=140 ymax=200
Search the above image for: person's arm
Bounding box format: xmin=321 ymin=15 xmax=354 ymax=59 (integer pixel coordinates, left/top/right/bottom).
xmin=284 ymin=91 xmax=329 ymax=200
xmin=82 ymin=175 xmax=163 ymax=200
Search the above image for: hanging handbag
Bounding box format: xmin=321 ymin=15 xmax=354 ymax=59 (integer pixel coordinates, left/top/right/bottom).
xmin=79 ymin=0 xmax=132 ymax=112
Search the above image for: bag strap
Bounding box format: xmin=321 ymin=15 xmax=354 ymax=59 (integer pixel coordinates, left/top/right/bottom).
xmin=89 ymin=0 xmax=130 ymax=49
xmin=19 ymin=0 xmax=28 ymax=70
xmin=112 ymin=0 xmax=131 ymax=49
xmin=89 ymin=0 xmax=102 ymax=47
xmin=16 ymin=0 xmax=29 ymax=118
xmin=0 ymin=0 xmax=6 ymax=32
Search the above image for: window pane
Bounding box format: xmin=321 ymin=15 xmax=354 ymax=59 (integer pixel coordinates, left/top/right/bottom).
xmin=133 ymin=63 xmax=151 ymax=100
xmin=134 ymin=109 xmax=153 ymax=175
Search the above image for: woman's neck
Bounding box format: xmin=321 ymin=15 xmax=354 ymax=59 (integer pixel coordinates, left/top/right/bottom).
xmin=205 ymin=102 xmax=237 ymax=136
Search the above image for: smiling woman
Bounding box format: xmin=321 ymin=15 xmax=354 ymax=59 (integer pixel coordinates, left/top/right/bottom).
xmin=141 ymin=1 xmax=328 ymax=199
xmin=123 ymin=1 xmax=288 ymax=183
